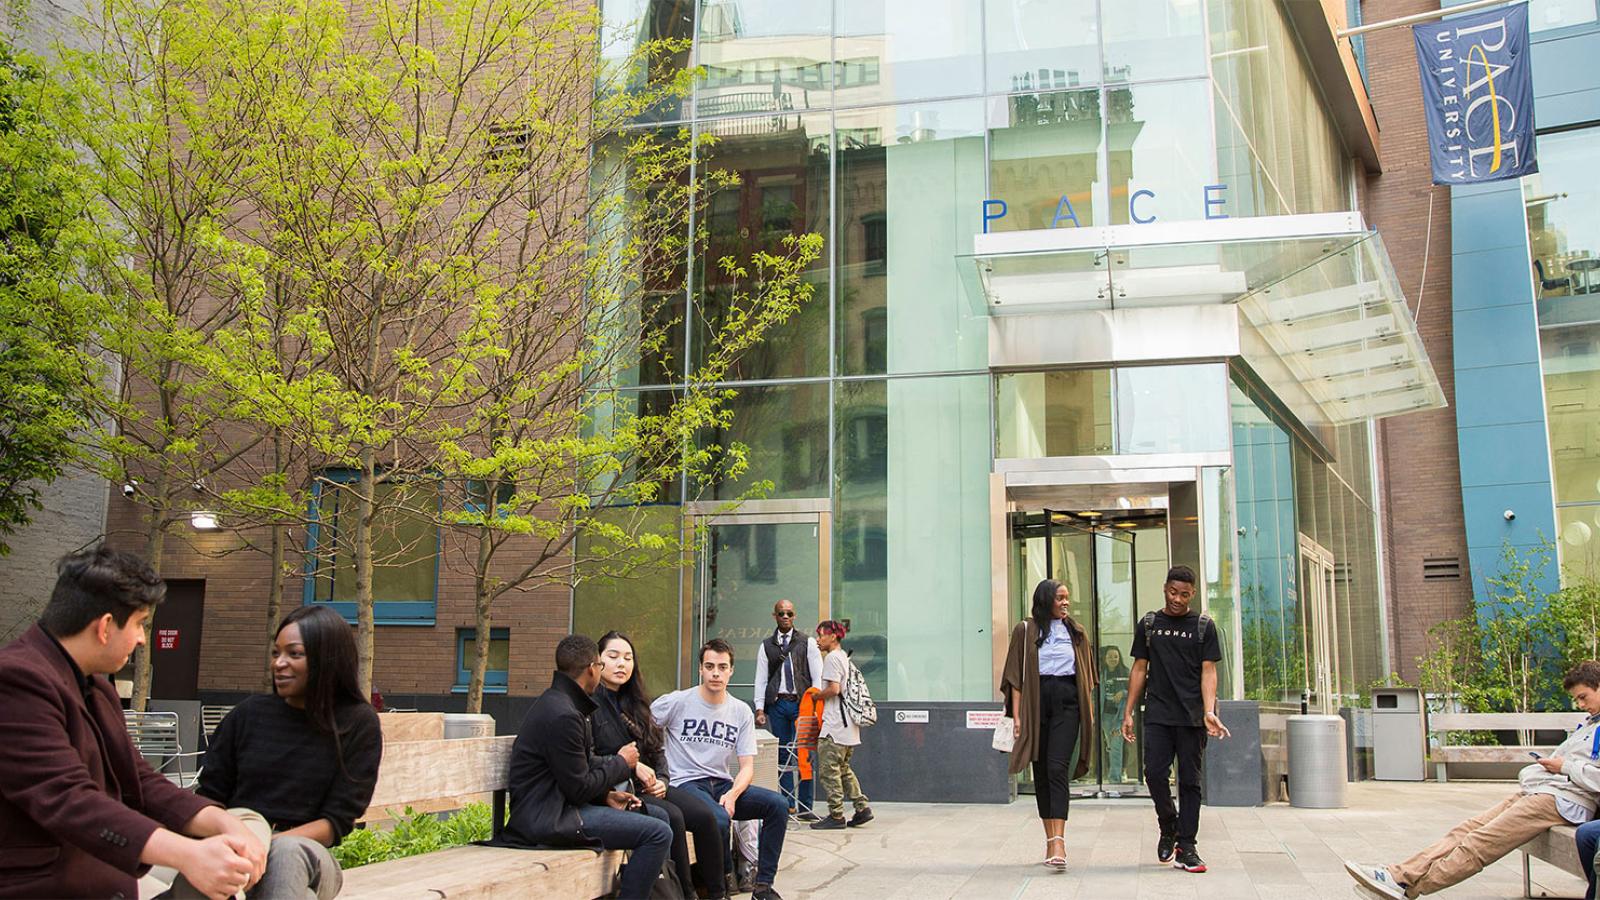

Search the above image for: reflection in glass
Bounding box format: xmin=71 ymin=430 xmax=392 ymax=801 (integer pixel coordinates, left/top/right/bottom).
xmin=698 ymin=521 xmax=820 ymax=706
xmin=574 ymin=505 xmax=684 ymax=692
xmin=836 ymin=101 xmax=986 ymax=375
xmin=692 ymin=111 xmax=830 ymax=379
xmin=836 ymin=0 xmax=983 ymax=105
xmin=598 ymin=0 xmax=696 ymax=123
xmin=988 ymin=89 xmax=1105 ymax=232
xmin=1203 ymin=466 xmax=1239 ymax=699
xmin=696 ymin=0 xmax=831 ymax=117
xmin=1530 ymin=0 xmax=1598 ymax=32
xmin=834 ymin=376 xmax=992 ymax=702
xmin=1106 ymin=80 xmax=1213 ymax=225
xmin=995 ymin=369 xmax=1114 ymax=458
xmin=984 ymin=0 xmax=1099 ymax=94
xmin=696 ymin=381 xmax=829 ymax=501
xmin=1102 ymin=0 xmax=1205 ymax=82
xmin=1115 ymin=364 xmax=1229 ymax=454
xmin=1559 ymin=505 xmax=1600 ymax=579
xmin=1231 ymin=382 xmax=1299 ymax=704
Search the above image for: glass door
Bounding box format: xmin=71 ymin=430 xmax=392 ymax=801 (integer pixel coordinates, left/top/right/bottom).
xmin=1297 ymin=534 xmax=1339 ymax=714
xmin=693 ymin=516 xmax=826 ymax=706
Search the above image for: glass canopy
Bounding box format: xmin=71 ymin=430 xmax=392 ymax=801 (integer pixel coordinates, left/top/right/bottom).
xmin=960 ymin=212 xmax=1446 ymax=425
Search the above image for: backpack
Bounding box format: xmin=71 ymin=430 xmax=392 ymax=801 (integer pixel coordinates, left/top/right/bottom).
xmin=1140 ymin=610 xmax=1212 ymax=647
xmin=839 ymin=659 xmax=878 ymax=728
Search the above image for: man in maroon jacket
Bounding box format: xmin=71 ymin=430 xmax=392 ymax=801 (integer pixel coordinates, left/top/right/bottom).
xmin=0 ymin=546 xmax=267 ymax=899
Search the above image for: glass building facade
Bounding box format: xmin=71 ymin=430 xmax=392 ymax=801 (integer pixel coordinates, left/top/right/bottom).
xmin=580 ymin=0 xmax=1427 ymax=796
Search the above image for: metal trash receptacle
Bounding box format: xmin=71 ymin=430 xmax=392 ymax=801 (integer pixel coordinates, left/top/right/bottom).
xmin=1371 ymin=687 xmax=1427 ymax=781
xmin=1287 ymin=714 xmax=1347 ymax=808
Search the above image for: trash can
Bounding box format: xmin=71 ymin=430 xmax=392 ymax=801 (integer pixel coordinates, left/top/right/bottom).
xmin=443 ymin=713 xmax=495 ymax=739
xmin=1371 ymin=687 xmax=1427 ymax=781
xmin=1287 ymin=714 xmax=1347 ymax=808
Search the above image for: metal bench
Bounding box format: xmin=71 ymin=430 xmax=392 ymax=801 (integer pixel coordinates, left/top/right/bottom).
xmin=1427 ymin=712 xmax=1585 ymax=782
xmin=124 ymin=710 xmax=204 ymax=788
xmin=200 ymin=704 xmax=233 ymax=742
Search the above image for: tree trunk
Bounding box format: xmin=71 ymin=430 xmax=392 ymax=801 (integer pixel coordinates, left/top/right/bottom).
xmin=468 ymin=522 xmax=494 ymax=714
xmin=262 ymin=521 xmax=285 ymax=692
xmin=354 ymin=449 xmax=376 ymax=700
xmin=132 ymin=477 xmax=169 ymax=712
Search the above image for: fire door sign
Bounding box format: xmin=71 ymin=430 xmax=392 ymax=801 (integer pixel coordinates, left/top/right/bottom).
xmin=156 ymin=629 xmax=179 ymax=651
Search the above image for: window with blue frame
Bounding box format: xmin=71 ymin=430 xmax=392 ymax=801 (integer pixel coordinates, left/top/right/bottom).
xmin=305 ymin=469 xmax=441 ymax=624
xmin=464 ymin=479 xmax=515 ymax=517
xmin=456 ymin=628 xmax=510 ymax=693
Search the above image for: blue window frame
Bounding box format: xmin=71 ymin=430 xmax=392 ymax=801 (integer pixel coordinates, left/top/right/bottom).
xmin=304 ymin=468 xmax=441 ymax=625
xmin=455 ymin=628 xmax=509 ymax=693
xmin=464 ymin=479 xmax=516 ymax=517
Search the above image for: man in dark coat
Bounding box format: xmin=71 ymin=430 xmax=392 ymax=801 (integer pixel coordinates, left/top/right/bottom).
xmin=0 ymin=546 xmax=267 ymax=899
xmin=506 ymin=634 xmax=673 ymax=899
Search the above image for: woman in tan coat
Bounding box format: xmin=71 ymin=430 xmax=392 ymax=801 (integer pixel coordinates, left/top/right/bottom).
xmin=999 ymin=578 xmax=1097 ymax=871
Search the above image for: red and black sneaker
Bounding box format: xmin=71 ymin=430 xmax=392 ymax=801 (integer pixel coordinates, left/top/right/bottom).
xmin=1156 ymin=834 xmax=1176 ymax=863
xmin=1173 ymin=847 xmax=1207 ymax=873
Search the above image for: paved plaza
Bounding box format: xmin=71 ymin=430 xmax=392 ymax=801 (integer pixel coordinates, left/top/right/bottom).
xmin=772 ymin=782 xmax=1589 ymax=899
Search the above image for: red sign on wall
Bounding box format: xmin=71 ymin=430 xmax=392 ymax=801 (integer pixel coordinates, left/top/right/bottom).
xmin=156 ymin=629 xmax=180 ymax=651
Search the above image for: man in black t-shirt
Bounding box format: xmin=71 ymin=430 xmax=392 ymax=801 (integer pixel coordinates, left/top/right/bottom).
xmin=1122 ymin=565 xmax=1230 ymax=875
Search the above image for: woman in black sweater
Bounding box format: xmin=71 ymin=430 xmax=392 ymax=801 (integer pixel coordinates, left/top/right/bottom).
xmin=196 ymin=605 xmax=382 ymax=898
xmin=593 ymin=631 xmax=724 ymax=899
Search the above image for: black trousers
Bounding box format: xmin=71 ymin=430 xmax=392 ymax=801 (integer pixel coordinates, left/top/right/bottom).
xmin=1143 ymin=721 xmax=1206 ymax=848
xmin=1033 ymin=674 xmax=1079 ymax=820
xmin=651 ymin=786 xmax=722 ymax=896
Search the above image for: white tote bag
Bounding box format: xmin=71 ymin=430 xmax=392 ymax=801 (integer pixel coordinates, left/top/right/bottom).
xmin=992 ymin=715 xmax=1015 ymax=752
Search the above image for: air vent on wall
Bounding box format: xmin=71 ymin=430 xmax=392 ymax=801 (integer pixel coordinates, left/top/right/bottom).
xmin=1423 ymin=556 xmax=1462 ymax=580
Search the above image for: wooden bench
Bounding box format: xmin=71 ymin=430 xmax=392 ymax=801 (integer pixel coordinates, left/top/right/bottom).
xmin=1428 ymin=713 xmax=1585 ymax=782
xmin=341 ymin=736 xmax=625 ymax=900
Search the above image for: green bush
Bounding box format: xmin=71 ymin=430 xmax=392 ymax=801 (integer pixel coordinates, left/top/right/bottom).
xmin=331 ymin=803 xmax=494 ymax=869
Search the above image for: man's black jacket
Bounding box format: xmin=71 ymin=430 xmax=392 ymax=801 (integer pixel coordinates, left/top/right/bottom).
xmin=504 ymin=672 xmax=631 ymax=848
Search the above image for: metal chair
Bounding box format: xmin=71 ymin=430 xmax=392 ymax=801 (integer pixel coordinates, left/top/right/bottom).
xmin=124 ymin=710 xmax=204 ymax=788
xmin=200 ymin=704 xmax=233 ymax=743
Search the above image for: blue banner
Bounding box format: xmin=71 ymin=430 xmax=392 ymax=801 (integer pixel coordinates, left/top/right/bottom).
xmin=1413 ymin=3 xmax=1537 ymax=185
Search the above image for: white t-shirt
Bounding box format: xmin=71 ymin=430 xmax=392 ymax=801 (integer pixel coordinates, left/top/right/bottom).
xmin=650 ymin=688 xmax=757 ymax=784
xmin=820 ymin=649 xmax=861 ymax=747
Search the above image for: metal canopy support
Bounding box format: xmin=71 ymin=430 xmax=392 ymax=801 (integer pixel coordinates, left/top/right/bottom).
xmin=1335 ymin=0 xmax=1519 ymax=38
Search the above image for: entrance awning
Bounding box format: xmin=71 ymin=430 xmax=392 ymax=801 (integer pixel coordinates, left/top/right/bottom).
xmin=960 ymin=212 xmax=1446 ymax=425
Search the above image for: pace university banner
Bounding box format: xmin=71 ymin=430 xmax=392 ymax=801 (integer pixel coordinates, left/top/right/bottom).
xmin=1413 ymin=3 xmax=1537 ymax=185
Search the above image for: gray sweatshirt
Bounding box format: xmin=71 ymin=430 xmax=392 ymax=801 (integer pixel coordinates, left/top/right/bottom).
xmin=1519 ymin=713 xmax=1600 ymax=817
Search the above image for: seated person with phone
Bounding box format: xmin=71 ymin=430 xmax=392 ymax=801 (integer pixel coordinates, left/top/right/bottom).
xmin=1346 ymin=661 xmax=1600 ymax=898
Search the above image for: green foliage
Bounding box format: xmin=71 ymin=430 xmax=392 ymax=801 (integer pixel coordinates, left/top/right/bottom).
xmin=330 ymin=804 xmax=494 ymax=870
xmin=0 ymin=40 xmax=109 ymax=552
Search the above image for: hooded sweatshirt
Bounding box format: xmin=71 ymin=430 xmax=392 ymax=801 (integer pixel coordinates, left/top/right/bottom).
xmin=1518 ymin=712 xmax=1600 ymax=820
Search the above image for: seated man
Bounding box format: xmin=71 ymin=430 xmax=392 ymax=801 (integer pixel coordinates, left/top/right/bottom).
xmin=1578 ymin=817 xmax=1600 ymax=900
xmin=652 ymin=639 xmax=788 ymax=900
xmin=505 ymin=634 xmax=672 ymax=900
xmin=0 ymin=547 xmax=266 ymax=899
xmin=1346 ymin=661 xmax=1600 ymax=898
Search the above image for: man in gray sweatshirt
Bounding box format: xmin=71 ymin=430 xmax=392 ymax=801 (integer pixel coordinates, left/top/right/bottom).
xmin=1346 ymin=661 xmax=1600 ymax=898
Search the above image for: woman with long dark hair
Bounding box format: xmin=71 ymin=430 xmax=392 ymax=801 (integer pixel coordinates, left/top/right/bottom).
xmin=189 ymin=604 xmax=382 ymax=898
xmin=1101 ymin=645 xmax=1133 ymax=783
xmin=592 ymin=631 xmax=724 ymax=899
xmin=998 ymin=579 xmax=1097 ymax=872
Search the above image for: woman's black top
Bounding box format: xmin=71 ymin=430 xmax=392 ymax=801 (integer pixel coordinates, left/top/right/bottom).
xmin=197 ymin=693 xmax=382 ymax=842
xmin=590 ymin=687 xmax=667 ymax=780
xmin=1102 ymin=662 xmax=1131 ymax=714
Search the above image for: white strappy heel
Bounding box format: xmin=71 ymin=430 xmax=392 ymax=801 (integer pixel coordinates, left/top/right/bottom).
xmin=1043 ymin=835 xmax=1067 ymax=870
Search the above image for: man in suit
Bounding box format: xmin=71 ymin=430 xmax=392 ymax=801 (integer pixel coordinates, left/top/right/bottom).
xmin=752 ymin=599 xmax=823 ymax=819
xmin=0 ymin=546 xmax=267 ymax=899
xmin=505 ymin=634 xmax=672 ymax=900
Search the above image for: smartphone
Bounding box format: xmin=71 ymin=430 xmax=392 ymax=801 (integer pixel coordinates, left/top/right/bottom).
xmin=1529 ymin=751 xmax=1543 ymax=759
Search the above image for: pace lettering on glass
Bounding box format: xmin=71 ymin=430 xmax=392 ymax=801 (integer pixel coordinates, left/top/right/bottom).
xmin=980 ymin=184 xmax=1230 ymax=233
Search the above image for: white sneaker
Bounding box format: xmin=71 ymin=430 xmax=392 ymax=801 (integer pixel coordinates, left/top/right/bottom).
xmin=1344 ymin=861 xmax=1406 ymax=899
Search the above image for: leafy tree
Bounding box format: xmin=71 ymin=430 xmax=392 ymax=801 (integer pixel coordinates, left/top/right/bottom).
xmin=0 ymin=40 xmax=107 ymax=557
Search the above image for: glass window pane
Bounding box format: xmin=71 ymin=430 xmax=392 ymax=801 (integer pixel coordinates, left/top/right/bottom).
xmin=695 ymin=0 xmax=831 ymax=117
xmin=1231 ymin=382 xmax=1298 ymax=704
xmin=700 ymin=520 xmax=820 ymax=705
xmin=1115 ymin=364 xmax=1229 ymax=454
xmin=1530 ymin=0 xmax=1598 ymax=32
xmin=1107 ymin=80 xmax=1214 ymax=225
xmin=988 ymin=89 xmax=1105 ymax=232
xmin=692 ymin=112 xmax=830 ymax=380
xmin=984 ymin=0 xmax=1100 ymax=94
xmin=836 ymin=0 xmax=982 ymax=105
xmin=599 ymin=0 xmax=696 ymax=124
xmin=1202 ymin=466 xmax=1239 ymax=699
xmin=835 ymin=376 xmax=993 ymax=702
xmin=995 ymin=369 xmax=1114 ymax=458
xmin=697 ymin=381 xmax=829 ymax=500
xmin=573 ymin=505 xmax=685 ymax=692
xmin=837 ymin=101 xmax=986 ymax=375
xmin=1103 ymin=0 xmax=1205 ymax=82
xmin=1559 ymin=505 xmax=1600 ymax=579
xmin=312 ymin=479 xmax=439 ymax=604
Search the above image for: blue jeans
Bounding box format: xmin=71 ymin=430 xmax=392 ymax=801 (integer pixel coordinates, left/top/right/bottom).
xmin=579 ymin=803 xmax=673 ymax=900
xmin=1577 ymin=819 xmax=1600 ymax=900
xmin=765 ymin=697 xmax=814 ymax=813
xmin=675 ymin=777 xmax=788 ymax=887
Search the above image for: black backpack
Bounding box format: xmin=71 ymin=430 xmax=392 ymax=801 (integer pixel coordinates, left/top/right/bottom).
xmin=1140 ymin=610 xmax=1212 ymax=647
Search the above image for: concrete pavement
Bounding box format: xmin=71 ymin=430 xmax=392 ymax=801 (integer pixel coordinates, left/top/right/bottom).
xmin=769 ymin=781 xmax=1589 ymax=899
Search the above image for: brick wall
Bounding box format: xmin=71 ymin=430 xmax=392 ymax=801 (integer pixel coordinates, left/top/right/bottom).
xmin=1359 ymin=0 xmax=1475 ymax=682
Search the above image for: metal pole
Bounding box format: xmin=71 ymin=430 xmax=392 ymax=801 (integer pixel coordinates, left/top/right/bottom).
xmin=1336 ymin=0 xmax=1521 ymax=38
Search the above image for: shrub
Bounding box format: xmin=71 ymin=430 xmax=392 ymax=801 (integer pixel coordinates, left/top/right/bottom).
xmin=331 ymin=803 xmax=494 ymax=869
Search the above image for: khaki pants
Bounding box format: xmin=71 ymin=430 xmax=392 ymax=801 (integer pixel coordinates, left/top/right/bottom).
xmin=138 ymin=808 xmax=344 ymax=900
xmin=1389 ymin=792 xmax=1566 ymax=896
xmin=817 ymin=736 xmax=869 ymax=820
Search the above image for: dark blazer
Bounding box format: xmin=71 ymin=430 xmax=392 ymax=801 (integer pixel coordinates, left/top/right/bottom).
xmin=0 ymin=625 xmax=216 ymax=899
xmin=590 ymin=687 xmax=667 ymax=787
xmin=505 ymin=672 xmax=632 ymax=849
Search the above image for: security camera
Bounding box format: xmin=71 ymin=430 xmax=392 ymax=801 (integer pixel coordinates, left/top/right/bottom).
xmin=121 ymin=481 xmax=137 ymax=498
xmin=1503 ymin=509 xmax=1516 ymax=521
